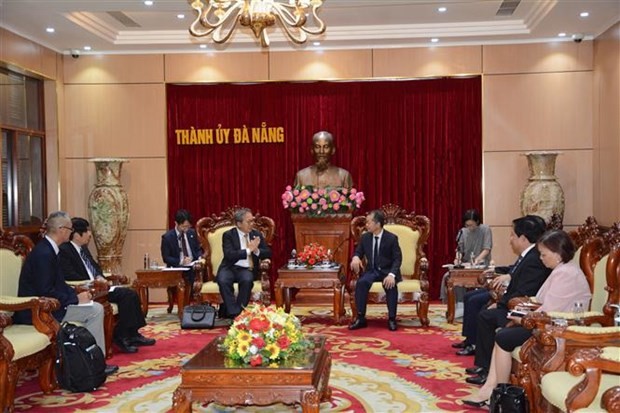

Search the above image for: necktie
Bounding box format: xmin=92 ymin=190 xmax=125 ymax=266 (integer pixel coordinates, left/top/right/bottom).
xmin=180 ymin=233 xmax=189 ymax=258
xmin=80 ymin=247 xmax=98 ymax=280
xmin=373 ymin=236 xmax=379 ymax=269
xmin=245 ymin=234 xmax=254 ymax=270
xmin=509 ymin=255 xmax=523 ymax=275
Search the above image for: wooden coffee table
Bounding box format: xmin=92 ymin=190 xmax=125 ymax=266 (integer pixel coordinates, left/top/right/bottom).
xmin=172 ymin=335 xmax=332 ymax=413
xmin=275 ymin=265 xmax=346 ymax=324
xmin=445 ymin=267 xmax=486 ymax=323
xmin=133 ymin=268 xmax=190 ymax=320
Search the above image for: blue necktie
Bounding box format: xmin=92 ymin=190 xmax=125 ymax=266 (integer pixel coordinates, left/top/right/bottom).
xmin=373 ymin=236 xmax=379 ymax=270
xmin=80 ymin=247 xmax=98 ymax=279
xmin=509 ymin=255 xmax=524 ymax=275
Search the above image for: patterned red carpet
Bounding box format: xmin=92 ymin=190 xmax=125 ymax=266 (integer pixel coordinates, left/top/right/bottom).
xmin=14 ymin=304 xmax=479 ymax=412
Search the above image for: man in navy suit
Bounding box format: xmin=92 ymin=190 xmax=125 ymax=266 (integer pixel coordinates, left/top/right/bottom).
xmin=216 ymin=208 xmax=272 ymax=318
xmin=13 ymin=211 xmax=118 ymax=376
xmin=59 ymin=217 xmax=155 ymax=354
xmin=160 ymin=209 xmax=202 ymax=286
xmin=349 ymin=210 xmax=403 ymax=331
xmin=464 ymin=215 xmax=551 ymax=385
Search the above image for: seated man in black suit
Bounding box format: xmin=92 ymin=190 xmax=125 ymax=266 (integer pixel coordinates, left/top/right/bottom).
xmin=14 ymin=211 xmax=118 ymax=376
xmin=216 ymin=208 xmax=272 ymax=319
xmin=464 ymin=215 xmax=551 ymax=385
xmin=59 ymin=217 xmax=155 ymax=353
xmin=160 ymin=209 xmax=202 ymax=286
xmin=349 ymin=209 xmax=403 ymax=331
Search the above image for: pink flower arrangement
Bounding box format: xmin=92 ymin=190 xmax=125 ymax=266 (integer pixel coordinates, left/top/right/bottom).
xmin=281 ymin=185 xmax=365 ymax=216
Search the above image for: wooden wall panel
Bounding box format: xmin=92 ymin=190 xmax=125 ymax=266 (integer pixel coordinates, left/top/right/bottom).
xmin=63 ymin=84 xmax=166 ymax=158
xmin=63 ymin=54 xmax=164 ymax=84
xmin=269 ymin=50 xmax=372 ymax=80
xmin=0 ymin=28 xmax=58 ymax=79
xmin=483 ymin=42 xmax=593 ymax=74
xmin=164 ymin=52 xmax=269 ymax=83
xmin=483 ymin=72 xmax=593 ymax=152
xmin=374 ymin=46 xmax=482 ymax=78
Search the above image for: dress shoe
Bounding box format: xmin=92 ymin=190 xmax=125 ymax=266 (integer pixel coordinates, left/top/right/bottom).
xmin=465 ymin=366 xmax=486 ymax=375
xmin=451 ymin=340 xmax=467 ymax=349
xmin=128 ymin=334 xmax=156 ymax=346
xmin=388 ymin=319 xmax=398 ymax=331
xmin=104 ymin=364 xmax=119 ymax=376
xmin=462 ymin=398 xmax=488 ymax=408
xmin=114 ymin=338 xmax=138 ymax=353
xmin=348 ymin=318 xmax=368 ymax=330
xmin=465 ymin=373 xmax=488 ymax=385
xmin=456 ymin=345 xmax=476 ymax=356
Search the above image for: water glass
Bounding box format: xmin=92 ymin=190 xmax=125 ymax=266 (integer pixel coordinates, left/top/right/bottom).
xmin=551 ymin=318 xmax=568 ymax=332
xmin=572 ymin=301 xmax=585 ymax=325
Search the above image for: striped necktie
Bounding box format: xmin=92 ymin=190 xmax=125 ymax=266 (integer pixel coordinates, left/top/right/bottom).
xmin=80 ymin=247 xmax=98 ymax=280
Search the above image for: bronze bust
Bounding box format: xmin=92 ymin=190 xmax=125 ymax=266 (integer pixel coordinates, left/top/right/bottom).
xmin=293 ymin=131 xmax=353 ymax=189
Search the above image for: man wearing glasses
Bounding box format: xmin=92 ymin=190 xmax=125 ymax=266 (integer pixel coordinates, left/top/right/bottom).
xmin=161 ymin=209 xmax=202 ymax=285
xmin=13 ymin=211 xmax=118 ymax=376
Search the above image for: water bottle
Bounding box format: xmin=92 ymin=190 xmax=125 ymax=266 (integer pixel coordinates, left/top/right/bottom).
xmin=572 ymin=301 xmax=585 ymax=325
xmin=144 ymin=253 xmax=149 ymax=269
xmin=288 ymin=249 xmax=297 ymax=268
xmin=470 ymin=252 xmax=476 ymax=266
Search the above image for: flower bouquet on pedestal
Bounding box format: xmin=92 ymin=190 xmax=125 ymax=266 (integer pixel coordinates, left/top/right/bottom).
xmin=281 ymin=185 xmax=365 ymax=216
xmin=297 ymin=242 xmax=329 ymax=269
xmin=221 ymin=304 xmax=309 ymax=367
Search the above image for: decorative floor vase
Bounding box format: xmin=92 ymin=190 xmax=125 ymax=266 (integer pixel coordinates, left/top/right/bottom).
xmin=88 ymin=158 xmax=129 ymax=274
xmin=519 ymin=151 xmax=565 ymax=223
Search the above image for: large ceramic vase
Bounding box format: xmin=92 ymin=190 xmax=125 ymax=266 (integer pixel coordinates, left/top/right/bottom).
xmin=88 ymin=158 xmax=129 ymax=274
xmin=519 ymin=151 xmax=565 ymax=223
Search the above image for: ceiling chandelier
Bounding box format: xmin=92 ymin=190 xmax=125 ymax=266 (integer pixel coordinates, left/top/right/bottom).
xmin=188 ymin=0 xmax=326 ymax=47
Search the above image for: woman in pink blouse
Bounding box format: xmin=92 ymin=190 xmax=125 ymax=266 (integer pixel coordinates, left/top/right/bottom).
xmin=463 ymin=230 xmax=592 ymax=408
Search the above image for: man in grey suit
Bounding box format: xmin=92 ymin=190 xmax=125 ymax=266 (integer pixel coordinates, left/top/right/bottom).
xmin=349 ymin=209 xmax=403 ymax=331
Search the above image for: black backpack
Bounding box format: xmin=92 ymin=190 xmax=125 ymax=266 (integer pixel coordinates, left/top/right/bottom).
xmin=55 ymin=322 xmax=107 ymax=392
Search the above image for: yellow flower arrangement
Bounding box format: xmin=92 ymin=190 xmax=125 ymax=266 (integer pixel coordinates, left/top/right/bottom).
xmin=221 ymin=304 xmax=308 ymax=366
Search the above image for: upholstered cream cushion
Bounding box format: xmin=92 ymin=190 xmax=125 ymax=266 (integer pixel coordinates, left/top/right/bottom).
xmin=571 ymin=246 xmax=582 ymax=266
xmin=207 ymin=225 xmax=234 ymax=272
xmin=541 ymin=371 xmax=619 ymax=412
xmin=591 ymin=254 xmax=609 ymax=312
xmin=566 ymin=326 xmax=620 ymax=334
xmin=110 ymin=303 xmax=119 ymax=315
xmin=512 ymin=345 xmax=522 ymax=363
xmin=369 ymin=279 xmax=421 ymax=294
xmin=2 ymin=325 xmax=51 ymax=360
xmin=384 ymin=224 xmax=419 ymax=277
xmin=0 ymin=249 xmax=22 ymax=297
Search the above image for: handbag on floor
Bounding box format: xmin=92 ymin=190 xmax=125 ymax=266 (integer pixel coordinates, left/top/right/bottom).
xmin=181 ymin=303 xmax=216 ymax=329
xmin=489 ymin=383 xmax=529 ymax=413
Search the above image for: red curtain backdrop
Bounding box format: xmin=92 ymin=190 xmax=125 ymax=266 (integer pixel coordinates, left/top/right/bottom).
xmin=166 ymin=78 xmax=482 ymax=299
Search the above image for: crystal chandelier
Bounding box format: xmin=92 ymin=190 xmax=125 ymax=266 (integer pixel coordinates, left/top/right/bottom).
xmin=188 ymin=0 xmax=326 ymax=47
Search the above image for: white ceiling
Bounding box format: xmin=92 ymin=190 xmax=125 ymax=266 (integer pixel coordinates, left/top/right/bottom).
xmin=1 ymin=0 xmax=619 ymax=55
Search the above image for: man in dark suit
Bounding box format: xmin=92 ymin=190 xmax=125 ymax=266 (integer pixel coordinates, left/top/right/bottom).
xmin=349 ymin=209 xmax=403 ymax=331
xmin=13 ymin=211 xmax=118 ymax=376
xmin=465 ymin=215 xmax=551 ymax=385
xmin=216 ymin=208 xmax=272 ymax=318
xmin=59 ymin=217 xmax=155 ymax=353
xmin=160 ymin=209 xmax=202 ymax=285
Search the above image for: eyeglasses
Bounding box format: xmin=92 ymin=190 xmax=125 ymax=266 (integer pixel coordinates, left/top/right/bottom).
xmin=60 ymin=226 xmax=75 ymax=233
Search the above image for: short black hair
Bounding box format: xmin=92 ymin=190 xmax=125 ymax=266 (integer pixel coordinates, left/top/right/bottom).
xmin=538 ymin=230 xmax=575 ymax=263
xmin=175 ymin=209 xmax=192 ymax=225
xmin=462 ymin=209 xmax=481 ymax=226
xmin=70 ymin=217 xmax=90 ymax=240
xmin=513 ymin=215 xmax=546 ymax=243
xmin=369 ymin=210 xmax=385 ymax=227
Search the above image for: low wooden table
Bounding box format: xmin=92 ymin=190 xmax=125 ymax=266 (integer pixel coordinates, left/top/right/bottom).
xmin=172 ymin=335 xmax=332 ymax=413
xmin=275 ymin=265 xmax=346 ymax=324
xmin=133 ymin=268 xmax=190 ymax=320
xmin=445 ymin=267 xmax=486 ymax=323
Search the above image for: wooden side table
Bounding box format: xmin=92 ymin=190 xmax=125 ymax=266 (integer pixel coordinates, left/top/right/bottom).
xmin=173 ymin=335 xmax=331 ymax=413
xmin=275 ymin=265 xmax=346 ymax=324
xmin=134 ymin=268 xmax=190 ymax=320
xmin=445 ymin=267 xmax=486 ymax=323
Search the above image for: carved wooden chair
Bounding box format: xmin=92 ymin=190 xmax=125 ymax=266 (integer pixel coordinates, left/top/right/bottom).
xmin=194 ymin=207 xmax=275 ymax=307
xmin=0 ymin=230 xmax=60 ymax=413
xmin=349 ymin=204 xmax=431 ymax=326
xmin=541 ymin=346 xmax=620 ymax=412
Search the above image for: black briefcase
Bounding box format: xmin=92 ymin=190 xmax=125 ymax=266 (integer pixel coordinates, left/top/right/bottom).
xmin=181 ymin=303 xmax=216 ymax=329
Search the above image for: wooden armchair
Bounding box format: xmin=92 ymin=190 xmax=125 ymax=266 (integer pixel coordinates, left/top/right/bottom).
xmin=349 ymin=204 xmax=431 ymax=326
xmin=0 ymin=230 xmax=60 ymax=413
xmin=541 ymin=346 xmax=620 ymax=412
xmin=195 ymin=207 xmax=275 ymax=307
